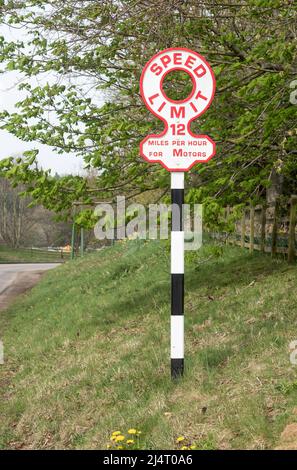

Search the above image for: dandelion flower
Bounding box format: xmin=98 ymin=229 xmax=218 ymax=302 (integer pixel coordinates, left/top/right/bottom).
xmin=176 ymin=436 xmax=185 ymax=443
xmin=115 ymin=435 xmax=125 ymax=442
xmin=190 ymin=445 xmax=197 ymax=450
xmin=112 ymin=431 xmax=121 ymax=436
xmin=117 ymin=446 xmax=124 ymax=450
xmin=181 ymin=446 xmax=189 ymax=450
xmin=126 ymin=439 xmax=134 ymax=445
xmin=128 ymin=429 xmax=137 ymax=435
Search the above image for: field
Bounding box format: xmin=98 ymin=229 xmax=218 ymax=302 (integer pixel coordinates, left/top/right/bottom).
xmin=1 ymin=239 xmax=297 ymax=449
xmin=0 ymin=246 xmax=69 ymax=264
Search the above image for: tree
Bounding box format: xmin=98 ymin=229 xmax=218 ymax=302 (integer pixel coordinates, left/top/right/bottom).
xmin=0 ymin=1 xmax=296 ymax=226
xmin=0 ymin=177 xmax=29 ymax=247
xmin=0 ymin=176 xmax=72 ymax=248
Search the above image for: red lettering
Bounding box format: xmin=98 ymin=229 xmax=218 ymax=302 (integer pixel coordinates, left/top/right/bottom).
xmin=160 ymin=55 xmax=171 ymax=68
xmin=150 ymin=63 xmax=163 ymax=76
xmin=173 ymin=52 xmax=182 ymax=65
xmin=173 ymin=149 xmax=183 ymax=157
xmin=170 ymin=124 xmax=186 ymax=135
xmin=196 ymin=90 xmax=207 ymax=101
xmin=158 ymin=101 xmax=166 ymax=112
xmin=190 ymin=102 xmax=198 ymax=112
xmin=148 ymin=93 xmax=159 ymax=104
xmin=173 ymin=149 xmax=207 ymax=157
xmin=184 ymin=55 xmax=196 ymax=69
xmin=170 ymin=106 xmax=185 ymax=119
xmin=193 ymin=64 xmax=206 ymax=77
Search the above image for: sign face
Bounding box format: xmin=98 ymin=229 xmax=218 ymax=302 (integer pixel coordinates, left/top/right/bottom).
xmin=140 ymin=47 xmax=216 ymax=172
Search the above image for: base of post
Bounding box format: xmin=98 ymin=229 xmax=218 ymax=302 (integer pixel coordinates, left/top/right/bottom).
xmin=171 ymin=358 xmax=184 ymax=379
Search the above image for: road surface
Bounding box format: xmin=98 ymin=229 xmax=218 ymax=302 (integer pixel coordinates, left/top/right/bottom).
xmin=0 ymin=263 xmax=60 ymax=310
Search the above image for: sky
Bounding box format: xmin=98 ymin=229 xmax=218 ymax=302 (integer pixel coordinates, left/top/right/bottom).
xmin=0 ymin=23 xmax=89 ymax=175
xmin=0 ymin=72 xmax=85 ymax=175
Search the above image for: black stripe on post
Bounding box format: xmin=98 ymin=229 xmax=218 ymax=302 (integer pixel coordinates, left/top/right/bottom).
xmin=171 ymin=358 xmax=184 ymax=379
xmin=171 ymin=189 xmax=184 ymax=231
xmin=171 ymin=273 xmax=184 ymax=315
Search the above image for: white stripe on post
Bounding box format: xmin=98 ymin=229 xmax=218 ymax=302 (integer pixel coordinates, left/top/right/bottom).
xmin=171 ymin=316 xmax=184 ymax=358
xmin=171 ymin=231 xmax=184 ymax=273
xmin=171 ymin=172 xmax=184 ymax=189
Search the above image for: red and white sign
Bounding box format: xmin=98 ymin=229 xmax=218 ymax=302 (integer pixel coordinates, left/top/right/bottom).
xmin=140 ymin=48 xmax=216 ymax=172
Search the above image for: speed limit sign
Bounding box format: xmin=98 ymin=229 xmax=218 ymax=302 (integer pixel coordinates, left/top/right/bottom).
xmin=140 ymin=47 xmax=216 ymax=172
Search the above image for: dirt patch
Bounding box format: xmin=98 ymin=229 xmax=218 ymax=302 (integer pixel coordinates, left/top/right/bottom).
xmin=275 ymin=423 xmax=297 ymax=450
xmin=0 ymin=271 xmax=44 ymax=311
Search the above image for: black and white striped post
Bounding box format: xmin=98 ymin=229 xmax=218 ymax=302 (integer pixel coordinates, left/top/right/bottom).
xmin=171 ymin=172 xmax=184 ymax=378
xmin=139 ymin=47 xmax=216 ymax=380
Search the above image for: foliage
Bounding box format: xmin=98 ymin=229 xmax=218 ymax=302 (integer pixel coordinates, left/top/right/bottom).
xmin=0 ymin=1 xmax=296 ymax=224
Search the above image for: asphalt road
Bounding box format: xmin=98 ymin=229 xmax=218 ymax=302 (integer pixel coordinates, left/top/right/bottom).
xmin=0 ymin=263 xmax=60 ymax=310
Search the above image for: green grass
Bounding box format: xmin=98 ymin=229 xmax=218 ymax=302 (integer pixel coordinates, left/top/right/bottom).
xmin=0 ymin=246 xmax=69 ymax=263
xmin=1 ymin=239 xmax=297 ymax=449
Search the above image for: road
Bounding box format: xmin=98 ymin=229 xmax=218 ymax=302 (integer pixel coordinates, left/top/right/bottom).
xmin=0 ymin=263 xmax=60 ymax=310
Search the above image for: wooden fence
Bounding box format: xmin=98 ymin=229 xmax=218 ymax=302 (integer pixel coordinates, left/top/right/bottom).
xmin=210 ymin=196 xmax=297 ymax=263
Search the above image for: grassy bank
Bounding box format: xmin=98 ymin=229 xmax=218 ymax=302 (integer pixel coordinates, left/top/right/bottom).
xmin=1 ymin=240 xmax=297 ymax=449
xmin=0 ymin=246 xmax=69 ymax=264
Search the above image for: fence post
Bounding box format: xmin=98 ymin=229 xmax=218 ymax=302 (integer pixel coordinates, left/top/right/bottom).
xmin=288 ymin=195 xmax=297 ymax=263
xmin=71 ymin=222 xmax=76 ymax=260
xmin=271 ymin=198 xmax=279 ymax=258
xmin=226 ymin=205 xmax=230 ymax=244
xmin=260 ymin=205 xmax=266 ymax=253
xmin=80 ymin=227 xmax=84 ymax=257
xmin=249 ymin=206 xmax=255 ymax=253
xmin=241 ymin=211 xmax=245 ymax=248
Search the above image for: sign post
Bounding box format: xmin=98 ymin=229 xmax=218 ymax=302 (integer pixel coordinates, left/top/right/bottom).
xmin=170 ymin=171 xmax=185 ymax=378
xmin=140 ymin=48 xmax=216 ymax=378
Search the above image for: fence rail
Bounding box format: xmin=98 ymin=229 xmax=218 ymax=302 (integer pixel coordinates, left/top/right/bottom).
xmin=210 ymin=196 xmax=297 ymax=262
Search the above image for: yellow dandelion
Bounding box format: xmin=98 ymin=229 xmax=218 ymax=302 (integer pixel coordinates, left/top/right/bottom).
xmin=190 ymin=445 xmax=197 ymax=450
xmin=126 ymin=439 xmax=134 ymax=445
xmin=176 ymin=436 xmax=185 ymax=443
xmin=107 ymin=444 xmax=111 ymax=449
xmin=117 ymin=446 xmax=124 ymax=450
xmin=128 ymin=428 xmax=137 ymax=435
xmin=115 ymin=435 xmax=125 ymax=442
xmin=181 ymin=446 xmax=189 ymax=450
xmin=112 ymin=431 xmax=121 ymax=436
xmin=110 ymin=436 xmax=117 ymax=441
xmin=136 ymin=431 xmax=142 ymax=435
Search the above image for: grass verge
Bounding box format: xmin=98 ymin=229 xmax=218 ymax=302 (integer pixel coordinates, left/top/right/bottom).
xmin=0 ymin=246 xmax=69 ymax=263
xmin=1 ymin=240 xmax=297 ymax=449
